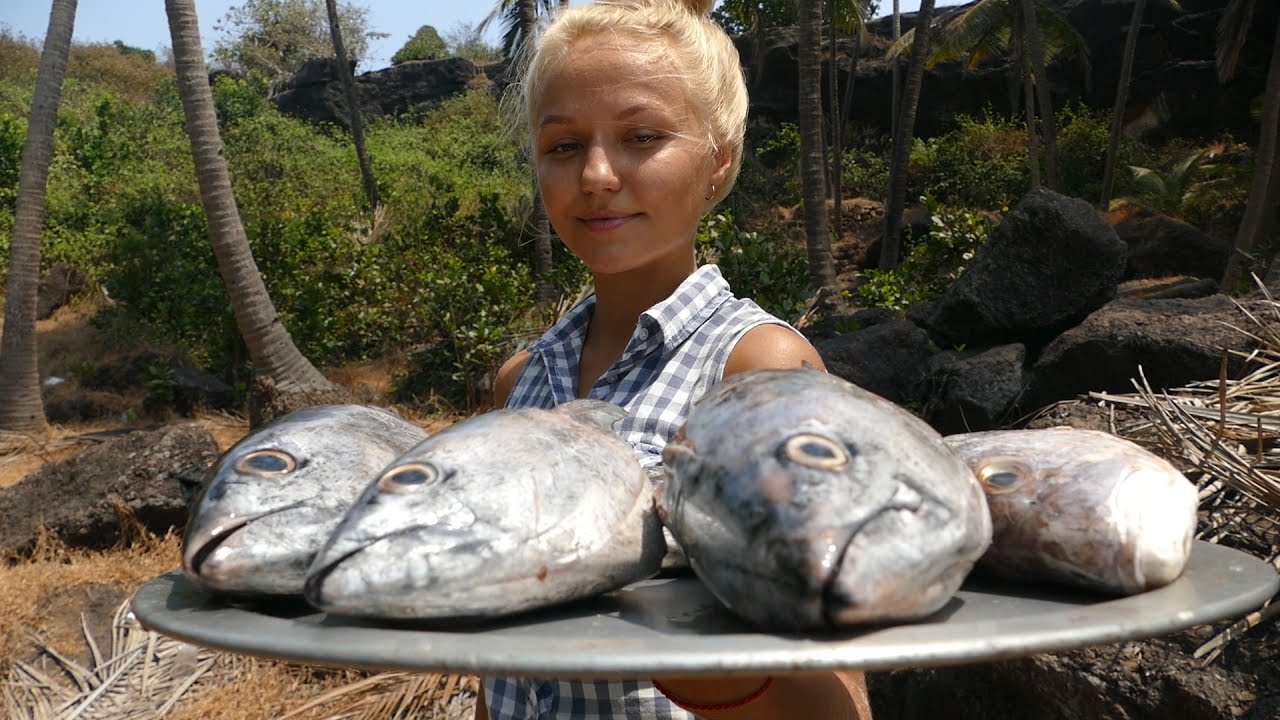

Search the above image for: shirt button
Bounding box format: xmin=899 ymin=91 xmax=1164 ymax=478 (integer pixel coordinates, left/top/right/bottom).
xmin=607 ymin=374 xmax=618 ymax=383
xmin=638 ymin=328 xmax=649 ymax=340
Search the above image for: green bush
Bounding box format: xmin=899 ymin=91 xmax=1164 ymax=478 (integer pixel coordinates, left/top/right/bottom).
xmin=908 ymin=110 xmax=1029 ymax=210
xmin=858 ymin=196 xmax=996 ymax=311
xmin=392 ymin=25 xmax=448 ymax=65
xmin=697 ymin=211 xmax=810 ymax=322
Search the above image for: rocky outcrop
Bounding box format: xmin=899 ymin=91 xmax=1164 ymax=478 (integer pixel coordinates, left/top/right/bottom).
xmin=817 ymin=187 xmax=1277 ymax=435
xmin=269 ymin=0 xmax=1277 ymax=143
xmin=908 ymin=188 xmax=1128 ymax=348
xmin=0 ymin=424 xmax=220 ymax=556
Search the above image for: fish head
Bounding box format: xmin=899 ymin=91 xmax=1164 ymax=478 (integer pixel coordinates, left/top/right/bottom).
xmin=946 ymin=427 xmax=1198 ymax=593
xmin=663 ymin=369 xmax=990 ymax=629
xmin=305 ymin=411 xmax=548 ymax=616
xmin=306 ymin=404 xmax=657 ymax=619
xmin=182 ymin=405 xmax=428 ymax=596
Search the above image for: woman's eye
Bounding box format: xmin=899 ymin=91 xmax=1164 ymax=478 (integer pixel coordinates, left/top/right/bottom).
xmin=632 ymin=133 xmax=662 ymax=145
xmin=548 ymin=141 xmax=580 ymax=155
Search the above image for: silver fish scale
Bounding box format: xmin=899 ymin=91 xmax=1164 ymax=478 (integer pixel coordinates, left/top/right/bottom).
xmin=306 ymin=400 xmax=667 ymax=620
xmin=660 ymin=368 xmax=992 ymax=631
xmin=182 ymin=405 xmax=429 ymax=597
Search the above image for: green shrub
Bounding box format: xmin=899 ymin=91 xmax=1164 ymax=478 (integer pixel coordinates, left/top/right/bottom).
xmin=908 ymin=110 xmax=1028 ymax=210
xmin=858 ymin=196 xmax=996 ymax=311
xmin=392 ymin=25 xmax=448 ymax=65
xmin=697 ymin=211 xmax=810 ymax=322
xmin=1055 ymin=103 xmax=1111 ymax=201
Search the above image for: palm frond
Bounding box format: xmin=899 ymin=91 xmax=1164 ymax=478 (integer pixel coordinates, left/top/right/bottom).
xmin=1034 ymin=2 xmax=1090 ymax=70
xmin=1216 ymin=0 xmax=1256 ymax=82
xmin=931 ymin=0 xmax=1015 ymax=67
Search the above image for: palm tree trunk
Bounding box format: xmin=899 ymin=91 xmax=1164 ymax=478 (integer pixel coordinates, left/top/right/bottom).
xmin=1221 ymin=11 xmax=1280 ymax=291
xmin=165 ymin=0 xmax=342 ymax=423
xmin=1100 ymin=0 xmax=1146 ymax=206
xmin=1021 ymin=0 xmax=1060 ymax=191
xmin=325 ymin=0 xmax=379 ymax=210
xmin=840 ymin=30 xmax=861 ymax=142
xmin=1016 ymin=19 xmax=1042 ymax=188
xmin=1024 ymin=70 xmax=1042 ymax=188
xmin=828 ymin=9 xmax=843 ymax=245
xmin=891 ymin=0 xmax=902 ymax=141
xmin=519 ymin=0 xmax=555 ymax=302
xmin=0 ymin=0 xmax=77 ymax=432
xmin=881 ymin=0 xmax=936 ymax=270
xmin=800 ymin=0 xmax=837 ymax=295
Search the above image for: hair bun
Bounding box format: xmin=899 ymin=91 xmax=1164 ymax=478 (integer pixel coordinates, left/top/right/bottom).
xmin=684 ymin=0 xmax=715 ymax=17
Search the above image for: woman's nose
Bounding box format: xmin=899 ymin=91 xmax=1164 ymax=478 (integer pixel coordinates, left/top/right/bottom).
xmin=580 ymin=143 xmax=621 ymax=194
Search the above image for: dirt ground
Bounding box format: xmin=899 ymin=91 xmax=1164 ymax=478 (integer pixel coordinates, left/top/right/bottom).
xmin=0 ymin=300 xmax=478 ymax=719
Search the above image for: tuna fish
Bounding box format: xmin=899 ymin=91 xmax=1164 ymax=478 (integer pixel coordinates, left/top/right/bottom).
xmin=304 ymin=400 xmax=667 ymax=619
xmin=659 ymin=368 xmax=992 ymax=631
xmin=942 ymin=427 xmax=1199 ymax=595
xmin=182 ymin=405 xmax=429 ymax=597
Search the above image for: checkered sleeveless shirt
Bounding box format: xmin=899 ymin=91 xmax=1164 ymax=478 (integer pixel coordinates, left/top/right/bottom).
xmin=484 ymin=264 xmax=793 ymax=720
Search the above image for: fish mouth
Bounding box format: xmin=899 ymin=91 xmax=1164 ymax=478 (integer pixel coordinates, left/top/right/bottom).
xmin=818 ymin=477 xmax=943 ymax=626
xmin=184 ymin=501 xmax=305 ymax=580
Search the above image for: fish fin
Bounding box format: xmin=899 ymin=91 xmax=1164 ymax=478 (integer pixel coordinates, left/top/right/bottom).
xmin=554 ymin=399 xmax=627 ymax=432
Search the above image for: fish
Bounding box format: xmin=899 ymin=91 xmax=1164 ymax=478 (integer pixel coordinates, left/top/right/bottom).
xmin=304 ymin=399 xmax=667 ymax=620
xmin=659 ymin=367 xmax=992 ymax=631
xmin=942 ymin=427 xmax=1199 ymax=595
xmin=182 ymin=404 xmax=430 ymax=597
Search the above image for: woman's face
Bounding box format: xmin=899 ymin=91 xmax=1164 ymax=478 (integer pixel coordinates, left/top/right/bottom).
xmin=532 ymin=35 xmax=730 ymax=278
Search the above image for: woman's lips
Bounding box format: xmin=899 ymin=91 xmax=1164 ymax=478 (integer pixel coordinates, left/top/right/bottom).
xmin=580 ymin=214 xmax=637 ymax=232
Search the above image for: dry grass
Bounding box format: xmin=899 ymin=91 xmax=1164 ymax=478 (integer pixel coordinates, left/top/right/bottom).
xmin=1086 ymin=287 xmax=1280 ymax=565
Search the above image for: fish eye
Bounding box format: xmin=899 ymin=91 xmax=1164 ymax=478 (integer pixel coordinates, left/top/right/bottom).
xmin=978 ymin=461 xmax=1026 ymax=494
xmin=780 ymin=434 xmax=849 ymax=469
xmin=377 ymin=463 xmax=440 ymax=493
xmin=234 ymin=449 xmax=297 ymax=476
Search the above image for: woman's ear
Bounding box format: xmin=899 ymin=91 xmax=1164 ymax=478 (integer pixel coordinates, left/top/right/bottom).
xmin=709 ymin=144 xmax=733 ymax=188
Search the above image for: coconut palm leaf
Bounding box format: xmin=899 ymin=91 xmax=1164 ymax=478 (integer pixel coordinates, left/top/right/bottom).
xmin=1216 ymin=0 xmax=1256 ymax=82
xmin=887 ymin=0 xmax=1087 ymax=74
xmin=478 ymin=0 xmax=559 ymax=59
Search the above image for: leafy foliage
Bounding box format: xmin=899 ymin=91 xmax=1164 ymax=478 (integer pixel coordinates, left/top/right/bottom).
xmin=908 ymin=110 xmax=1030 ymax=209
xmin=443 ymin=22 xmax=502 ymax=63
xmin=392 ymin=25 xmax=448 ymax=65
xmin=858 ymin=197 xmax=996 ymax=311
xmin=212 ymin=0 xmax=385 ymax=79
xmin=712 ymin=0 xmax=797 ymax=36
xmin=697 ymin=212 xmax=810 ymax=322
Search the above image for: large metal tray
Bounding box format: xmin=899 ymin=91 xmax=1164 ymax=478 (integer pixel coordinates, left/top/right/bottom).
xmin=132 ymin=540 xmax=1278 ymax=679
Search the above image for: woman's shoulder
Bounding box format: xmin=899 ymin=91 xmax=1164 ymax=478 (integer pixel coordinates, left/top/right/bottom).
xmin=492 ymin=350 xmax=533 ymax=408
xmin=723 ymin=322 xmax=826 ymax=377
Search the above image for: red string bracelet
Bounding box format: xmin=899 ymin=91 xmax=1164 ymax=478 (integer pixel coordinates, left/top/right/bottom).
xmin=651 ymin=676 xmax=774 ymax=713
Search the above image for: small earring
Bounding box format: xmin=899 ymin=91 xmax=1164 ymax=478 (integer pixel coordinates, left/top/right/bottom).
xmin=705 ymin=185 xmax=716 ymax=201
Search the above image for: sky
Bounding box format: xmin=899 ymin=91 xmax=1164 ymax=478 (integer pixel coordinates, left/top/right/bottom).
xmin=1 ymin=1 xmax=963 ymax=73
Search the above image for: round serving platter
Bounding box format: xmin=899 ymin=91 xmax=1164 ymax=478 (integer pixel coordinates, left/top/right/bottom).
xmin=131 ymin=540 xmax=1278 ymax=679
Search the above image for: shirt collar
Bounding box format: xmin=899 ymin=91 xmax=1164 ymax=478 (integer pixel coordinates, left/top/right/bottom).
xmin=532 ymin=264 xmax=733 ymax=397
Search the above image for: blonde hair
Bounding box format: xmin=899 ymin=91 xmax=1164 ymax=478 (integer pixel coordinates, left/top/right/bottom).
xmin=510 ymin=0 xmax=747 ymax=207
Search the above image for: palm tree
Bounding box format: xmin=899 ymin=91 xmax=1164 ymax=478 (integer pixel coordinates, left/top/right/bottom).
xmin=880 ymin=0 xmax=937 ymax=270
xmin=1219 ymin=0 xmax=1280 ymax=291
xmin=1018 ymin=0 xmax=1060 ymax=190
xmin=481 ymin=0 xmax=558 ymax=303
xmin=889 ymin=0 xmax=1087 ymax=191
xmin=0 ymin=0 xmax=78 ymax=433
xmin=325 ymin=0 xmax=379 ymax=211
xmin=800 ymin=0 xmax=837 ymax=296
xmin=165 ymin=0 xmax=345 ymax=423
xmin=891 ymin=0 xmax=902 ymax=141
xmin=828 ymin=0 xmax=872 ymax=256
